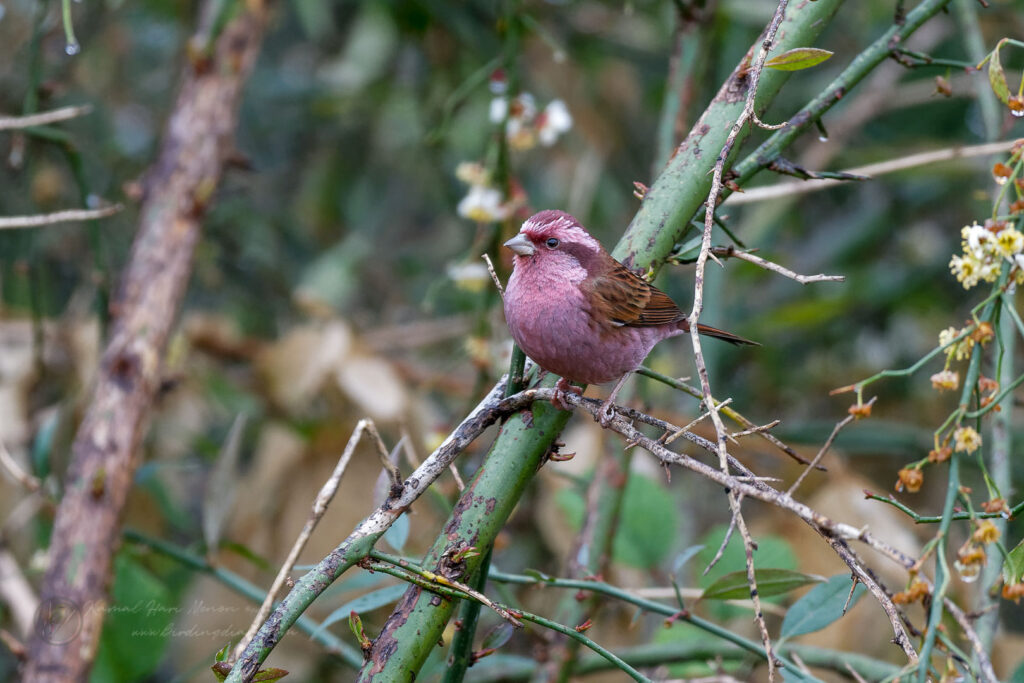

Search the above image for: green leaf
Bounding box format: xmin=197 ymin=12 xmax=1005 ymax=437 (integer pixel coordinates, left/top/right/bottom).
xmin=480 ymin=622 xmax=516 ymax=650
xmin=220 ymin=540 xmax=272 ymax=571
xmin=252 ymin=668 xmax=289 ymax=682
xmin=781 ymin=574 xmax=867 ymax=638
xmin=214 ymin=643 xmax=232 ymax=662
xmin=672 ymin=544 xmax=705 ymax=578
xmin=1003 ymin=537 xmax=1024 ymax=585
xmin=988 ymin=44 xmax=1011 ymax=105
xmin=701 ymin=568 xmax=822 ymax=601
xmin=382 ymin=512 xmax=409 ymax=551
xmin=314 ymin=583 xmax=408 ymax=636
xmin=92 ymin=553 xmax=176 ymax=682
xmin=612 ymin=474 xmax=679 ymax=569
xmin=1011 ymin=656 xmax=1024 ymax=683
xmin=555 ymin=474 xmax=680 ymax=569
xmin=765 ymin=48 xmax=834 ymax=71
xmin=203 ymin=413 xmax=248 ymax=552
xmin=697 ymin=525 xmax=797 ymax=584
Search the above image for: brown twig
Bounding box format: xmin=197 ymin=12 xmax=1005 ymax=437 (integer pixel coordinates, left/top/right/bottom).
xmin=22 ymin=2 xmax=273 ymax=679
xmin=689 ymin=2 xmax=791 ymax=677
xmin=556 ymin=389 xmax=920 ymax=664
xmin=231 ymin=419 xmax=370 ymax=662
xmin=0 ymin=205 xmax=123 ymax=230
xmin=710 ymin=246 xmax=845 ymax=285
xmin=729 ymin=419 xmax=781 ymax=440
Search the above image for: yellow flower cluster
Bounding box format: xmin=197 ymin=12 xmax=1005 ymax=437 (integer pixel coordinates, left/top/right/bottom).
xmin=949 ymin=221 xmax=1024 ymax=289
xmin=938 ymin=326 xmax=974 ymax=361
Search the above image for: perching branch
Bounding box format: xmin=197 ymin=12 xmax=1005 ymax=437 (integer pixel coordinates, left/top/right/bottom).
xmin=23 ymin=2 xmax=273 ymax=679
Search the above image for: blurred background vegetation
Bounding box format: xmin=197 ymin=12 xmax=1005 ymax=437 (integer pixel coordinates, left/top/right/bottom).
xmin=1 ymin=0 xmax=1024 ymax=680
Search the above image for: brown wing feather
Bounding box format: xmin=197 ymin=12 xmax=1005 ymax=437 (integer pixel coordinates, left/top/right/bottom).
xmin=584 ymin=261 xmax=683 ymax=327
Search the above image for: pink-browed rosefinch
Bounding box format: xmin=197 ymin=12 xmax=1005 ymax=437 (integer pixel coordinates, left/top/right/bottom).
xmin=503 ymin=209 xmax=756 ymax=424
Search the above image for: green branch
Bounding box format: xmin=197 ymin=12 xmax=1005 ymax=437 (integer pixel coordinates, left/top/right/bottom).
xmin=729 ymin=0 xmax=959 ymax=191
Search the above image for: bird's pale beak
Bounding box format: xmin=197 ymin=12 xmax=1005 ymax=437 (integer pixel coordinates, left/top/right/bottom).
xmin=504 ymin=233 xmax=535 ymax=256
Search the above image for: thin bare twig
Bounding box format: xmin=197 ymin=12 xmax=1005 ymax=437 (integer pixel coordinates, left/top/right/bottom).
xmin=704 ymin=512 xmax=738 ymax=576
xmin=483 ymin=253 xmax=504 ymax=298
xmin=231 ymin=419 xmax=370 ymax=662
xmin=729 ymin=419 xmax=781 ymax=440
xmin=945 ymin=599 xmax=998 ymax=683
xmin=787 ymin=397 xmax=877 ymax=497
xmin=0 ymin=104 xmax=92 ymax=130
xmin=711 ymin=246 xmax=845 ymax=285
xmin=725 ymin=139 xmax=1019 ymax=205
xmin=689 ymin=2 xmax=791 ymax=677
xmin=0 ymin=439 xmax=40 ymax=492
xmin=366 ymin=421 xmax=402 ymax=492
xmin=0 ymin=205 xmax=123 ymax=230
xmin=664 ymin=398 xmax=733 ymax=445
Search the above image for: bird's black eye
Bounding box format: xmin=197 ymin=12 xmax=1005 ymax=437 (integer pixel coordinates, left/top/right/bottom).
xmin=545 ymin=237 xmax=559 ymax=249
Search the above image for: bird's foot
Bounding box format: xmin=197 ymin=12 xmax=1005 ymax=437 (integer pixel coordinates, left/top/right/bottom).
xmin=552 ymin=377 xmax=582 ymax=411
xmin=598 ymin=398 xmax=616 ymax=427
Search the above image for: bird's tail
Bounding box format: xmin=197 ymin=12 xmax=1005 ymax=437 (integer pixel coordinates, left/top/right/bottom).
xmin=681 ymin=321 xmax=760 ymax=346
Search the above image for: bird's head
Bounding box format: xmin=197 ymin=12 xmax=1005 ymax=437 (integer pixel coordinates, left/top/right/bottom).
xmin=503 ymin=210 xmax=605 ymax=276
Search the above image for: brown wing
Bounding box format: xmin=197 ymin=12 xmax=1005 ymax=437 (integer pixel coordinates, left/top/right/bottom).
xmin=583 ymin=261 xmax=683 ymax=327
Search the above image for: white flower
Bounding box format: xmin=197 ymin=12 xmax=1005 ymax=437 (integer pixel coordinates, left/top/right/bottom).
xmin=446 ymin=262 xmax=491 ymax=292
xmin=961 ymin=223 xmax=994 ymax=261
xmin=455 ymin=161 xmax=490 ymax=186
xmin=537 ymin=99 xmax=572 ymax=146
xmin=457 ymin=185 xmax=512 ymax=223
xmin=950 ymin=254 xmax=981 ymax=289
xmin=995 ymin=228 xmax=1024 ymax=257
xmin=512 ymin=93 xmax=536 ymax=121
xmin=938 ymin=327 xmax=958 ymax=349
xmin=489 ymin=97 xmax=508 ymax=124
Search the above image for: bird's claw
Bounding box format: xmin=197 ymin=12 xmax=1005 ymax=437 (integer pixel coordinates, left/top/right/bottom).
xmin=598 ymin=400 xmax=615 ymax=427
xmin=552 ymin=378 xmax=582 ymax=411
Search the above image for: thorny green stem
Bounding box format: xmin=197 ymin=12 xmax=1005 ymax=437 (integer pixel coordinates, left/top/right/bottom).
xmin=442 ymin=547 xmax=493 ymax=683
xmin=368 ymin=549 xmax=818 ymax=681
xmin=864 ymin=493 xmax=1024 ymax=524
xmin=916 ymin=268 xmax=1006 ymax=683
xmin=838 ymin=285 xmax=1005 ymax=395
xmin=729 ymin=0 xmax=960 ymax=193
xmin=364 ymin=558 xmax=650 ymax=682
xmin=976 ymin=291 xmax=1016 ymax=653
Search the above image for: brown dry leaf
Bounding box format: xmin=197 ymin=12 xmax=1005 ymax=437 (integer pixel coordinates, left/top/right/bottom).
xmin=257 ymin=321 xmax=353 ymax=412
xmin=335 ymin=353 xmax=407 ymax=421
